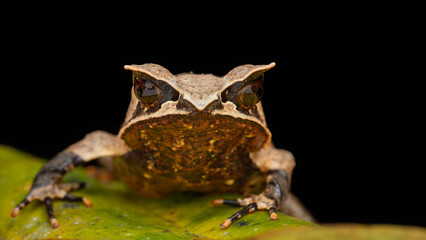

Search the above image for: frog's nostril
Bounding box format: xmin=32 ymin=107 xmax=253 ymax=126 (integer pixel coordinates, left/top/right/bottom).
xmin=176 ymin=98 xmax=198 ymax=112
xmin=177 ymin=98 xmax=223 ymax=113
xmin=204 ymin=100 xmax=223 ymax=112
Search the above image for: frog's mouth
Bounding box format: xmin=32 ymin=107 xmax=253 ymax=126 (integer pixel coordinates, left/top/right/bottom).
xmin=120 ymin=114 xmax=271 ymax=156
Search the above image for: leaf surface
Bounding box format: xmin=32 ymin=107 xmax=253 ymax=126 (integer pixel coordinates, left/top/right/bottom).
xmin=2 ymin=145 xmax=425 ymax=239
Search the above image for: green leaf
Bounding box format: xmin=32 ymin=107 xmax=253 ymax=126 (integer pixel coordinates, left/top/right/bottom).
xmin=253 ymin=224 xmax=426 ymax=240
xmin=0 ymin=145 xmax=315 ymax=239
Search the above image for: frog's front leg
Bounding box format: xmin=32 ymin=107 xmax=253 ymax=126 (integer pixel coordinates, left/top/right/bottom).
xmin=11 ymin=130 xmax=129 ymax=228
xmin=213 ymin=144 xmax=313 ymax=229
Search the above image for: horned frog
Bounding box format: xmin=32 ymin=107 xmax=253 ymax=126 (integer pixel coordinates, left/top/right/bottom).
xmin=11 ymin=63 xmax=313 ymax=229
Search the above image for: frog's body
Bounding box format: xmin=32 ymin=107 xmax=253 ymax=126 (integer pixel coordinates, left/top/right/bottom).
xmin=117 ymin=113 xmax=268 ymax=197
xmin=11 ymin=63 xmax=314 ymax=229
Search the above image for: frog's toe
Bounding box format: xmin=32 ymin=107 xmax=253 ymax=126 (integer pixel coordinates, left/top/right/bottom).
xmin=44 ymin=197 xmax=60 ymax=228
xmin=219 ymin=202 xmax=257 ymax=229
xmin=10 ymin=198 xmax=30 ymax=218
xmin=213 ymin=193 xmax=278 ymax=229
xmin=64 ymin=193 xmax=93 ymax=207
xmin=42 ymin=193 xmax=92 ymax=228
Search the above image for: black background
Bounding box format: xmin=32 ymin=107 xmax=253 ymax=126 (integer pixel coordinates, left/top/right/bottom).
xmin=0 ymin=7 xmax=424 ymax=228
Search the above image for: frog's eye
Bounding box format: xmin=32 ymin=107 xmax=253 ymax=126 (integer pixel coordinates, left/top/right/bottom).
xmin=221 ymin=73 xmax=264 ymax=110
xmin=236 ymin=81 xmax=263 ymax=108
xmin=133 ymin=78 xmax=163 ymax=106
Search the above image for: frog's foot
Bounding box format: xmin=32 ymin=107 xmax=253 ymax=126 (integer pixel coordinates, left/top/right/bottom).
xmin=213 ymin=193 xmax=279 ymax=229
xmin=11 ymin=182 xmax=92 ymax=228
xmin=213 ymin=170 xmax=289 ymax=229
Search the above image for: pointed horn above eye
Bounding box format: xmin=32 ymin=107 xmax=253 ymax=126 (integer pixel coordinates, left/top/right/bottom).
xmin=223 ymin=62 xmax=276 ymax=83
xmin=124 ymin=63 xmax=176 ymax=83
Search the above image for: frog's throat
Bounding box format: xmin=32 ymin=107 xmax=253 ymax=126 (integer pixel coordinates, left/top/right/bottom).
xmin=119 ymin=112 xmax=272 ymax=153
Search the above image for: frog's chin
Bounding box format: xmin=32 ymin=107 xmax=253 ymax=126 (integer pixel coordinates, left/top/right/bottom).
xmin=120 ymin=100 xmax=268 ymax=139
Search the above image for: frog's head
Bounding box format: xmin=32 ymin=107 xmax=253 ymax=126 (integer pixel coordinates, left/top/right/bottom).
xmin=119 ymin=63 xmax=275 ymax=152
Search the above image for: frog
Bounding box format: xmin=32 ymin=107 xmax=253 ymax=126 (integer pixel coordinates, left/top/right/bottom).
xmin=11 ymin=63 xmax=314 ymax=229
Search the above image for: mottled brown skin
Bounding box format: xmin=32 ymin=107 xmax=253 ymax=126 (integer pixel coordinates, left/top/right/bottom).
xmin=117 ymin=114 xmax=268 ymax=197
xmin=11 ymin=63 xmax=315 ymax=229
